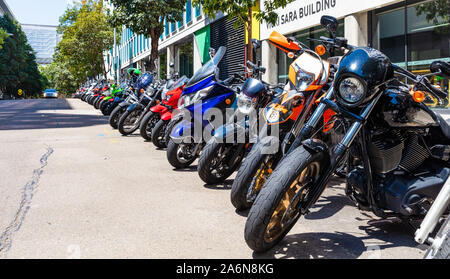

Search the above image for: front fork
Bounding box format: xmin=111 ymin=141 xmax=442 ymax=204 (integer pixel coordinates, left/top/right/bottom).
xmin=294 ymin=87 xmax=383 ymax=212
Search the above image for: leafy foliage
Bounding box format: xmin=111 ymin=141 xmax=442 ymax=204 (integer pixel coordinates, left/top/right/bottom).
xmin=0 ymin=28 xmax=7 ymax=50
xmin=108 ymin=0 xmax=186 ymax=71
xmin=0 ymin=15 xmax=43 ymax=98
xmin=416 ymin=0 xmax=450 ymax=26
xmin=44 ymin=0 xmax=114 ymax=96
xmin=57 ymin=0 xmax=114 ymax=82
xmin=193 ymin=0 xmax=293 ymax=61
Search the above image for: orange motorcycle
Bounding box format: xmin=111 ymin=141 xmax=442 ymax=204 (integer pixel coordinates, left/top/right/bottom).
xmin=230 ymin=31 xmax=344 ymax=211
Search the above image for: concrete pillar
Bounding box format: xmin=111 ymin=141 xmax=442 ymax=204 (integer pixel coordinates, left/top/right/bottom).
xmin=345 ymin=12 xmax=368 ymax=47
xmin=261 ymin=40 xmax=278 ymax=85
xmin=193 ymin=35 xmax=203 ymax=72
xmin=167 ymin=45 xmax=175 ymax=78
xmin=174 ymin=46 xmax=180 ymax=73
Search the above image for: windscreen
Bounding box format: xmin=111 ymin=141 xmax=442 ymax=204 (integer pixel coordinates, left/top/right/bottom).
xmin=186 ymin=46 xmax=226 ymax=87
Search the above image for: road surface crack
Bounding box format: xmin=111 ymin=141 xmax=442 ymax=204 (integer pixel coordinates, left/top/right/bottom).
xmin=0 ymin=147 xmax=54 ymax=258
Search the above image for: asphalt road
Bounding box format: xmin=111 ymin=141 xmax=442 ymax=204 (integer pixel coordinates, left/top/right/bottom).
xmin=0 ymin=98 xmax=436 ymax=259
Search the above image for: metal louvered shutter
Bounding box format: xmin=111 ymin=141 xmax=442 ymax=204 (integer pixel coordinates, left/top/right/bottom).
xmin=210 ymin=16 xmax=245 ymax=80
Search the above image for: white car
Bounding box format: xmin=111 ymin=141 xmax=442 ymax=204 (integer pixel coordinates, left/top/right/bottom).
xmin=43 ymin=89 xmax=58 ymax=98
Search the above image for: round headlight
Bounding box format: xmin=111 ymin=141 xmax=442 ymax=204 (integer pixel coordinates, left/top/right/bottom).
xmin=237 ymin=94 xmax=254 ymax=114
xmin=338 ymin=77 xmax=366 ymax=105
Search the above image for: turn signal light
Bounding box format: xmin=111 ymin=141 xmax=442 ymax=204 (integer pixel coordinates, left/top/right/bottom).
xmin=315 ymin=45 xmax=326 ymax=56
xmin=140 ymin=89 xmax=144 ymax=93
xmin=287 ymin=52 xmax=295 ymax=59
xmin=225 ymin=99 xmax=231 ymax=105
xmin=411 ymin=90 xmax=426 ymax=103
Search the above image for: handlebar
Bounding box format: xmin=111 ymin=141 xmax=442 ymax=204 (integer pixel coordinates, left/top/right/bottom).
xmin=393 ymin=64 xmax=448 ymax=100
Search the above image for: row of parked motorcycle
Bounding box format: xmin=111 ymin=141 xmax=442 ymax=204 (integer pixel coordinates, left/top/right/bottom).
xmin=74 ymin=16 xmax=450 ymax=258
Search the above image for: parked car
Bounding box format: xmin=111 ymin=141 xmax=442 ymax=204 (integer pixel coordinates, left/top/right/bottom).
xmin=43 ymin=89 xmax=58 ymax=98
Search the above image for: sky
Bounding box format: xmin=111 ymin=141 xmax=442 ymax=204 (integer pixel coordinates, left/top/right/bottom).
xmin=6 ymin=0 xmax=78 ymax=26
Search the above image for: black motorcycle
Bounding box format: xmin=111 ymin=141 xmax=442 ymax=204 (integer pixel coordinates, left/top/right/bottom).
xmin=244 ymin=15 xmax=450 ymax=252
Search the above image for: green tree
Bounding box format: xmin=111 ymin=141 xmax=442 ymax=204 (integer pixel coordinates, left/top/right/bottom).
xmin=0 ymin=28 xmax=8 ymax=50
xmin=193 ymin=0 xmax=293 ymax=62
xmin=57 ymin=0 xmax=114 ymax=83
xmin=108 ymin=0 xmax=186 ymax=71
xmin=416 ymin=0 xmax=450 ymax=25
xmin=0 ymin=15 xmax=43 ymax=98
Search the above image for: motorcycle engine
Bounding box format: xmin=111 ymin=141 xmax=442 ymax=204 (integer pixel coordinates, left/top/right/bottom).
xmin=346 ymin=129 xmax=448 ymax=215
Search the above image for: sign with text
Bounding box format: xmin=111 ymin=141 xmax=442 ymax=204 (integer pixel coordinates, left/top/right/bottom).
xmin=260 ymin=0 xmax=402 ymax=39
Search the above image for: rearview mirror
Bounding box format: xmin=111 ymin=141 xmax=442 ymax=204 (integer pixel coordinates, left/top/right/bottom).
xmin=209 ymin=47 xmax=216 ymax=58
xmin=430 ymin=61 xmax=450 ymax=78
xmin=169 ymin=62 xmax=175 ymax=68
xmin=321 ymin=15 xmax=338 ymax=38
xmin=252 ymin=39 xmax=261 ymax=50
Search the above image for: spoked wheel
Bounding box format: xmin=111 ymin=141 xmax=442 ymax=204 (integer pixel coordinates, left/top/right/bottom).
xmin=245 ymin=146 xmax=328 ymax=252
xmin=166 ymin=139 xmax=198 ymax=169
xmin=118 ymin=109 xmax=142 ymax=135
xmin=198 ymin=141 xmax=245 ymax=184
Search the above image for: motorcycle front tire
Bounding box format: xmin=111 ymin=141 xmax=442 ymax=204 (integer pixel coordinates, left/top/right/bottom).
xmin=245 ymin=145 xmax=329 ymax=252
xmin=166 ymin=139 xmax=197 ymax=169
xmin=118 ymin=109 xmax=142 ymax=136
xmin=198 ymin=141 xmax=245 ymax=185
xmin=109 ymin=105 xmax=126 ymax=129
xmin=151 ymin=119 xmax=169 ymax=148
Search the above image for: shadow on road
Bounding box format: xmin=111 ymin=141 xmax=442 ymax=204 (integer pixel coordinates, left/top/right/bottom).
xmin=0 ymin=99 xmax=107 ymax=130
xmin=203 ymin=179 xmax=233 ymax=190
xmin=252 ymin=217 xmax=419 ymax=259
xmin=254 ymin=232 xmax=366 ymax=259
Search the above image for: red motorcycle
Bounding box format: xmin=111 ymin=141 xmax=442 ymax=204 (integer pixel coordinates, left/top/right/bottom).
xmin=139 ymin=76 xmax=189 ymax=148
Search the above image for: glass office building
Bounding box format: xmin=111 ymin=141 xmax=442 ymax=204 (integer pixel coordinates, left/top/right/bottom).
xmin=21 ymin=24 xmax=60 ymax=65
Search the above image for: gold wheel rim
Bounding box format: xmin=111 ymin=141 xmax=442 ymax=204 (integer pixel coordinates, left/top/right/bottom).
xmin=264 ymin=162 xmax=320 ymax=243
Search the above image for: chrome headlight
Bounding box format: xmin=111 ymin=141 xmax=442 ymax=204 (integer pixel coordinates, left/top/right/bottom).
xmin=178 ymin=86 xmax=212 ymax=108
xmin=337 ymin=77 xmax=367 ymax=105
xmin=295 ymin=70 xmax=315 ymax=91
xmin=237 ymin=94 xmax=255 ymax=114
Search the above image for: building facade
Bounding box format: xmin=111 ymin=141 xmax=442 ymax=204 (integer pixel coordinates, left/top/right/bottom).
xmin=0 ymin=0 xmax=15 ymax=18
xmin=21 ymin=24 xmax=61 ymax=65
xmin=106 ymin=0 xmax=449 ymax=107
xmin=260 ymin=0 xmax=450 ymax=106
xmin=106 ymin=2 xmax=246 ymax=83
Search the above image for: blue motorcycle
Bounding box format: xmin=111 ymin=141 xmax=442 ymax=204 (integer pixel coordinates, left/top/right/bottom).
xmin=166 ymin=46 xmax=241 ymax=169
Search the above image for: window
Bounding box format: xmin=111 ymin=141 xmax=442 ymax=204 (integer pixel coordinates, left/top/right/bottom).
xmin=186 ymin=0 xmax=192 ymax=23
xmin=276 ymin=19 xmax=345 ymax=84
xmin=371 ymin=0 xmax=450 ymax=107
xmin=165 ymin=18 xmax=169 ymax=37
xmin=195 ymin=4 xmax=201 ymax=18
